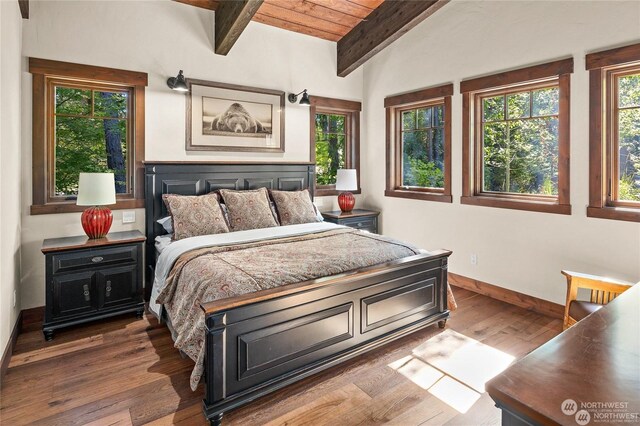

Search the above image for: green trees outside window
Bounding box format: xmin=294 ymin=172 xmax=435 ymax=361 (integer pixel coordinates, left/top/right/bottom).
xmin=616 ymin=73 xmax=640 ymax=202
xmin=401 ymin=104 xmax=445 ymax=189
xmin=480 ymin=86 xmax=559 ymax=196
xmin=315 ymin=113 xmax=346 ymax=186
xmin=54 ymin=85 xmax=129 ymax=196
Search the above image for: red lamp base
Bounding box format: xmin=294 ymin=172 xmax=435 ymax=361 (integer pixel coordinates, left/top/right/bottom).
xmin=81 ymin=206 xmax=113 ymax=239
xmin=338 ymin=192 xmax=355 ymax=213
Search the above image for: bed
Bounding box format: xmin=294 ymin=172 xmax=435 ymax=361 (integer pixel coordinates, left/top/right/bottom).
xmin=144 ymin=162 xmax=453 ymax=426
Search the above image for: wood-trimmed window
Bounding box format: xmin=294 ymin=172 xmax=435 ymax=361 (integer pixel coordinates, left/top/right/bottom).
xmin=586 ymin=42 xmax=640 ymax=223
xmin=29 ymin=58 xmax=147 ymax=215
xmin=460 ymin=59 xmax=573 ymax=214
xmin=310 ymin=96 xmax=361 ymax=196
xmin=385 ymin=84 xmax=453 ymax=203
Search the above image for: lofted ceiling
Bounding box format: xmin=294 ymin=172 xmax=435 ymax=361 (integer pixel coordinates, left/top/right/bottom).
xmin=173 ymin=0 xmax=447 ymax=76
xmin=16 ymin=0 xmax=445 ymax=76
xmin=174 ymin=0 xmax=385 ymax=42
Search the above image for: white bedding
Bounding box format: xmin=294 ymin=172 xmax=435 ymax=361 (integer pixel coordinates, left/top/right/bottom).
xmin=149 ymin=221 xmax=346 ymax=317
xmin=155 ymin=235 xmax=172 ymax=254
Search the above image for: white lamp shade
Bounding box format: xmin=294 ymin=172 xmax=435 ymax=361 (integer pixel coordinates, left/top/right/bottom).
xmin=76 ymin=173 xmax=116 ymax=206
xmin=335 ymin=169 xmax=358 ymax=191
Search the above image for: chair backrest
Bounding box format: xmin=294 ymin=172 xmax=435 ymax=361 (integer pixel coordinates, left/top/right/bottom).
xmin=590 ymin=289 xmax=624 ymax=304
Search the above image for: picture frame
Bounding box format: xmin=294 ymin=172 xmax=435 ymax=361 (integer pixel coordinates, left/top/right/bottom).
xmin=186 ymin=79 xmax=285 ymax=152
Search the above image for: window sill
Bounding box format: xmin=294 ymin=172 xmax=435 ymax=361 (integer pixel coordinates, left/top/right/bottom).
xmin=587 ymin=206 xmax=640 ymax=223
xmin=460 ymin=195 xmax=571 ymax=215
xmin=31 ymin=198 xmax=144 ymax=215
xmin=385 ymin=189 xmax=452 ymax=203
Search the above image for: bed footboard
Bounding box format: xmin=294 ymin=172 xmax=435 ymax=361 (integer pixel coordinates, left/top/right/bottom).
xmin=200 ymin=250 xmax=451 ymax=425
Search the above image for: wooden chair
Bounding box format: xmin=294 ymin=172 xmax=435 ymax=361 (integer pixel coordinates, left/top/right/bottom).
xmin=561 ymin=270 xmax=634 ymax=330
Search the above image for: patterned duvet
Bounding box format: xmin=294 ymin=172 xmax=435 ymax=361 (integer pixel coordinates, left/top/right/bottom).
xmin=155 ymin=227 xmax=452 ymax=390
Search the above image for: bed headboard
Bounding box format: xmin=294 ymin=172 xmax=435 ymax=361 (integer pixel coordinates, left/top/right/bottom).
xmin=144 ymin=161 xmax=315 ymax=300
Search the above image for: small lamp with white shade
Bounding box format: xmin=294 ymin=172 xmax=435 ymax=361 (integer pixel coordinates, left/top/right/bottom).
xmin=76 ymin=173 xmax=116 ymax=239
xmin=335 ymin=169 xmax=357 ymax=213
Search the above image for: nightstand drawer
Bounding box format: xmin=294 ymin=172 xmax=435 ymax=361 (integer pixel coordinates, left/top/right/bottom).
xmin=52 ymin=245 xmax=138 ymax=274
xmin=340 ymin=216 xmax=376 ymax=230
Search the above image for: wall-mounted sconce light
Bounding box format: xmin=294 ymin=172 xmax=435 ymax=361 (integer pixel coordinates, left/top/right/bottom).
xmin=167 ymin=70 xmax=188 ymax=92
xmin=288 ymin=89 xmax=311 ymax=106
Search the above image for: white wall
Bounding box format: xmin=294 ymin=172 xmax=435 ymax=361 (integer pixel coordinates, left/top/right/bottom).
xmin=1 ymin=0 xmax=23 ymax=354
xmin=19 ymin=0 xmax=363 ymax=310
xmin=361 ymin=0 xmax=640 ymax=304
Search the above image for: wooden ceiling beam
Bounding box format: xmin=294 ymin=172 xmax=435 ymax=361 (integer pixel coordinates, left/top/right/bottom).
xmin=18 ymin=0 xmax=29 ymax=19
xmin=336 ymin=0 xmax=449 ymax=77
xmin=215 ymin=0 xmax=264 ymax=55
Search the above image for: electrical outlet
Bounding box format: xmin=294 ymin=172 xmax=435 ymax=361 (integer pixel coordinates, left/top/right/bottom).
xmin=470 ymin=254 xmax=478 ymax=266
xmin=122 ymin=210 xmax=136 ymax=224
xmin=13 ymin=290 xmax=16 ymax=308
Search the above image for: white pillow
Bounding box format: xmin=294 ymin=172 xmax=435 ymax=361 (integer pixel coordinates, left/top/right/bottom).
xmin=157 ymin=216 xmax=173 ymax=234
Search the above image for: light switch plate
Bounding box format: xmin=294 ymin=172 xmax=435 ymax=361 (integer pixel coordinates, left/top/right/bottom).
xmin=122 ymin=210 xmax=136 ymax=223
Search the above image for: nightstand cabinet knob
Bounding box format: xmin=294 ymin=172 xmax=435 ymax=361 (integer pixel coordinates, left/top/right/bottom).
xmin=83 ymin=284 xmax=91 ymax=301
xmin=106 ymin=280 xmax=112 ymax=297
xmin=91 ymin=256 xmax=104 ymax=263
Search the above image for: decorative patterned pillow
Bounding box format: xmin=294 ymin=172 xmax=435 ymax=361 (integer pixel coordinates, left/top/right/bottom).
xmin=162 ymin=192 xmax=229 ymax=240
xmin=270 ymin=189 xmax=320 ymax=226
xmin=219 ymin=188 xmax=279 ymax=231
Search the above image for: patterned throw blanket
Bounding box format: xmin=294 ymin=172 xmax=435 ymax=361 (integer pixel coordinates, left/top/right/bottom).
xmin=156 ymin=228 xmax=456 ymax=390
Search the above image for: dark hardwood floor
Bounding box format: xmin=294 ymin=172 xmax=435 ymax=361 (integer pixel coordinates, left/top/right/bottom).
xmin=0 ymin=286 xmax=562 ymax=425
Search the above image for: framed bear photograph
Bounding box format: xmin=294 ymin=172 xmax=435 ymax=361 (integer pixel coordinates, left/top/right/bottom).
xmin=186 ymin=79 xmax=285 ymax=152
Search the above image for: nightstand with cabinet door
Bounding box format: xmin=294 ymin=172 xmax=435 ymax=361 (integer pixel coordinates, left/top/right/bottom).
xmin=41 ymin=230 xmax=146 ymax=341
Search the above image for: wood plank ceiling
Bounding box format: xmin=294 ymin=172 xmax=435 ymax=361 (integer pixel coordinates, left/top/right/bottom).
xmin=174 ymin=0 xmax=385 ymax=42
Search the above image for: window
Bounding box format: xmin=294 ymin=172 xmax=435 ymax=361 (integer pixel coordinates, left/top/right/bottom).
xmin=310 ymin=96 xmax=361 ymax=196
xmin=587 ymin=42 xmax=640 ymax=222
xmin=29 ymin=58 xmax=147 ymax=215
xmin=385 ymin=84 xmax=452 ymax=202
xmin=460 ymin=59 xmax=573 ymax=214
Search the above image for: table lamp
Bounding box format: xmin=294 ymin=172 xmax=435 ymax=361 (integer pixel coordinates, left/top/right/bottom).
xmin=335 ymin=169 xmax=357 ymax=213
xmin=76 ymin=173 xmax=116 ymax=239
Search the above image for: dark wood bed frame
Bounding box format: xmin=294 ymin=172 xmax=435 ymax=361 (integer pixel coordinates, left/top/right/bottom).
xmin=144 ymin=162 xmax=451 ymax=425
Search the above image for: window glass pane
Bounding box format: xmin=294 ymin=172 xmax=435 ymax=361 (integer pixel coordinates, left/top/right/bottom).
xmin=432 ymin=128 xmax=445 ymax=166
xmin=531 ymin=87 xmax=559 ymax=117
xmin=55 ymin=86 xmax=91 ymax=116
xmin=507 ymin=92 xmax=530 ymax=119
xmin=416 ymin=107 xmax=432 ymax=128
xmin=94 ymin=91 xmax=128 ymax=118
xmin=329 ymin=114 xmax=345 ymax=133
xmin=55 ymin=116 xmax=128 ymax=196
xmin=402 ymin=110 xmax=416 ymax=130
xmin=483 ymin=96 xmax=504 ymax=122
xmin=483 ymin=118 xmax=558 ymax=195
xmin=401 ymin=130 xmax=444 ymax=189
xmin=618 ymin=74 xmax=640 ymax=108
xmin=434 ymin=105 xmax=444 ymax=127
xmin=617 ymin=108 xmax=640 ymax=201
xmin=482 ymin=122 xmax=508 ymax=192
xmin=315 ymin=113 xmax=329 ymax=133
xmin=315 ymin=133 xmax=345 ymax=185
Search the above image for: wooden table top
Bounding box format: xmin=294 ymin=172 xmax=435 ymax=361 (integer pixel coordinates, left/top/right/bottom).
xmin=486 ymin=283 xmax=640 ymax=425
xmin=321 ymin=209 xmax=380 ymax=219
xmin=42 ymin=230 xmax=146 ymax=254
